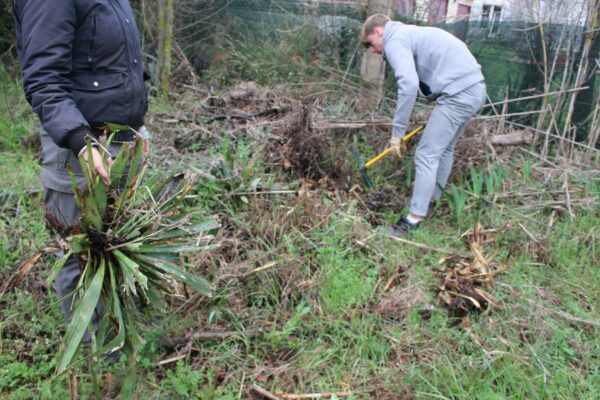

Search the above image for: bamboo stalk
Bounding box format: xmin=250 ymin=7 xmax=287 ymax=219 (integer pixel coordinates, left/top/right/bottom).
xmin=563 ymin=172 xmax=575 ymax=220
xmin=482 ymin=87 xmax=589 ymax=109
xmin=507 ymin=121 xmax=600 ymax=152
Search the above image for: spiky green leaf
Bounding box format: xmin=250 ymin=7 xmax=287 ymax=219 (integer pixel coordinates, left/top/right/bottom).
xmin=56 ymin=257 xmax=105 ymax=374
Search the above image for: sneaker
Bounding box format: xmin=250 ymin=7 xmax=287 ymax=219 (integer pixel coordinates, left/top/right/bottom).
xmin=385 ymin=215 xmax=421 ymax=238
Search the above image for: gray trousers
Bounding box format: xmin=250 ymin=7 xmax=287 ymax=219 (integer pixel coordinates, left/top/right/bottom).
xmin=409 ymin=82 xmax=486 ymax=217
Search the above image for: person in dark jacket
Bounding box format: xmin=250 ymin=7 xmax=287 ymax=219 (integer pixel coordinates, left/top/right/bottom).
xmin=13 ymin=0 xmax=150 ymax=338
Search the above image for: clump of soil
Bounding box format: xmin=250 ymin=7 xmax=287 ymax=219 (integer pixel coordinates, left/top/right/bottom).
xmin=265 ymin=104 xmax=349 ymax=183
xmin=363 ymin=185 xmax=406 ymax=213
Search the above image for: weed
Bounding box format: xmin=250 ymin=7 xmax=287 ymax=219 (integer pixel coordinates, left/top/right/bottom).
xmin=443 ymin=184 xmax=468 ymax=220
xmin=522 ymin=158 xmax=534 ymax=182
xmin=484 ymin=162 xmax=505 ymax=196
xmin=469 ymin=167 xmax=484 ymax=198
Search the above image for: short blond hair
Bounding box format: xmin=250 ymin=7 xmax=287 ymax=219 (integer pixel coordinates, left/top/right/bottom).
xmin=361 ymin=14 xmax=390 ymax=47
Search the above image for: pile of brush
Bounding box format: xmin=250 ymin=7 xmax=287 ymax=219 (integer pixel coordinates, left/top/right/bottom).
xmin=48 ymin=132 xmax=218 ymax=393
xmin=436 ymin=223 xmax=508 ymax=318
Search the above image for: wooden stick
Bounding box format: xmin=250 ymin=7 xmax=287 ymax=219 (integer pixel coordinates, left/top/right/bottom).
xmin=242 ymin=262 xmax=277 ymax=277
xmin=191 ymin=328 xmax=263 ymax=341
xmin=251 ymin=384 xmax=281 ymax=400
xmin=383 ymin=267 xmax=402 ymax=292
xmin=563 ymin=172 xmax=575 ymax=220
xmin=474 ymin=109 xmax=548 ymax=120
xmin=68 ymin=370 xmax=78 ymax=400
xmin=518 ymin=223 xmax=540 ymax=244
xmin=158 ymin=353 xmax=188 ymax=366
xmin=384 ymin=235 xmax=455 ymax=255
xmin=274 ymin=388 xmax=376 ymax=399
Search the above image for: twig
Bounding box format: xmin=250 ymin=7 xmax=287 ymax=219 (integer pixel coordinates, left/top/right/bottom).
xmin=525 ymin=299 xmax=600 ymax=327
xmin=474 ymin=109 xmax=548 ymax=120
xmin=68 ymin=370 xmax=78 ymax=400
xmin=157 ymin=353 xmax=188 ymax=366
xmin=518 ymin=223 xmax=540 ymax=244
xmin=226 ymin=190 xmax=297 ymax=196
xmin=507 ymin=120 xmax=600 ymax=153
xmin=251 ymin=384 xmax=281 ymax=400
xmin=191 ymin=328 xmax=263 ymax=341
xmin=563 ymin=172 xmax=575 ymax=220
xmin=528 ymin=344 xmax=551 ymax=384
xmin=203 ymin=108 xmax=284 ymax=124
xmin=383 ymin=235 xmax=455 ymax=255
xmin=383 ymin=267 xmax=402 ymax=292
xmin=242 ymin=262 xmax=277 ymax=277
xmin=274 ymin=388 xmax=377 ymax=399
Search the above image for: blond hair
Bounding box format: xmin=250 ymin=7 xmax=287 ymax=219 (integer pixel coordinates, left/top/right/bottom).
xmin=360 ymin=14 xmax=390 ymax=47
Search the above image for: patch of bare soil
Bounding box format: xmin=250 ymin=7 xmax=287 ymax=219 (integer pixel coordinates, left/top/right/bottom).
xmin=376 ymin=265 xmax=429 ymax=322
xmin=362 ymin=185 xmax=407 ymax=214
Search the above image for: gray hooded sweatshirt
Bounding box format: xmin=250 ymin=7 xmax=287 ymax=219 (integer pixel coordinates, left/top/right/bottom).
xmin=383 ymin=21 xmax=484 ymax=138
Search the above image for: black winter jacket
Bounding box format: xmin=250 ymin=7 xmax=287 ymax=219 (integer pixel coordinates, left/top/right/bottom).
xmin=13 ymin=0 xmax=148 ymax=155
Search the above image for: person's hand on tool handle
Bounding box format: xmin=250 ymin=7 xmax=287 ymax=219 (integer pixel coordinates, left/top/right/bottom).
xmin=390 ymin=136 xmax=408 ymax=158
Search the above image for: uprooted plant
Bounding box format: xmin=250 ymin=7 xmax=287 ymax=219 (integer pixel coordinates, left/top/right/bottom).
xmin=47 ymin=129 xmax=218 ymax=396
xmin=436 ymin=223 xmax=509 ymax=318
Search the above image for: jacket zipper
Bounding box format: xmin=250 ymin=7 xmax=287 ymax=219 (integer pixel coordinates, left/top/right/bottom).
xmin=87 ymin=9 xmax=98 ymax=73
xmin=109 ymin=0 xmax=144 ymax=117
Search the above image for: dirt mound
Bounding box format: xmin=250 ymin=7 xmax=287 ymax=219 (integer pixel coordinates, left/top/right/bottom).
xmin=363 ymin=185 xmax=406 ymax=213
xmin=265 ymin=104 xmax=351 ymax=183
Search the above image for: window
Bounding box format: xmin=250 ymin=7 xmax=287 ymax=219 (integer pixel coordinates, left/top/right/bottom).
xmin=481 ymin=4 xmax=502 ymax=37
xmin=481 ymin=5 xmax=491 ymax=23
xmin=489 ymin=6 xmax=502 ymax=36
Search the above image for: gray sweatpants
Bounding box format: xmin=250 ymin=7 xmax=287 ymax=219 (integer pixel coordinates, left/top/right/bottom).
xmin=409 ymin=82 xmax=486 ymax=217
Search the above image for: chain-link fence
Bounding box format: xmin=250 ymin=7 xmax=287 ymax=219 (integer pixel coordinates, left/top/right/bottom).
xmin=172 ymin=0 xmax=597 ymax=132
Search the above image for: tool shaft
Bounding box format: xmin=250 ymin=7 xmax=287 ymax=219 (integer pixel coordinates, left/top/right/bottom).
xmin=364 ymin=125 xmax=425 ymax=170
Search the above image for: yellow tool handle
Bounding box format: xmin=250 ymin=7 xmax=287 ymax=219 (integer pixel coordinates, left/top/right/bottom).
xmin=364 ymin=148 xmax=392 ymax=169
xmin=364 ymin=125 xmax=425 ymax=170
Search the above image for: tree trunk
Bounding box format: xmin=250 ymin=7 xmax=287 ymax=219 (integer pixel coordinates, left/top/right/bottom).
xmin=360 ymin=0 xmax=395 ymax=100
xmin=157 ymin=0 xmax=175 ymax=100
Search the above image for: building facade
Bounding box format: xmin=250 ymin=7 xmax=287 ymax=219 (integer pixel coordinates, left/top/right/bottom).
xmin=395 ymin=0 xmax=475 ymax=24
